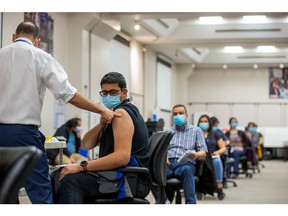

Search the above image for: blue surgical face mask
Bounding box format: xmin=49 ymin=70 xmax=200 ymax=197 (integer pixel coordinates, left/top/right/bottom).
xmin=173 ymin=115 xmax=186 ymax=126
xmin=199 ymin=122 xmax=209 ymax=131
xmin=102 ymin=95 xmax=121 ymax=109
xmin=248 ymin=127 xmax=257 ymax=133
xmin=74 ymin=126 xmax=81 ymax=133
xmin=231 ymin=122 xmax=238 ymax=129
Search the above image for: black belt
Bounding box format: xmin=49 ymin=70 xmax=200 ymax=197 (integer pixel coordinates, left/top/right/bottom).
xmin=0 ymin=123 xmax=38 ymax=128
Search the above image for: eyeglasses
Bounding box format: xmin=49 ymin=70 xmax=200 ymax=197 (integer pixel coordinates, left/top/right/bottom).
xmin=99 ymin=89 xmax=123 ymax=97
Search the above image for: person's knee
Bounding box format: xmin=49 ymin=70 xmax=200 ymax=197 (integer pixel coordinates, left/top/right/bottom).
xmin=177 ymin=164 xmax=195 ymax=177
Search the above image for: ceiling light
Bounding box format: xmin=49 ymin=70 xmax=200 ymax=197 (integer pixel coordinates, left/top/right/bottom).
xmin=222 ymin=64 xmax=228 ymax=70
xmin=256 ymin=45 xmax=276 ymax=52
xmin=253 ymin=64 xmax=258 ymax=69
xmin=242 ymin=15 xmax=267 ymax=23
xmin=191 ymin=64 xmax=196 ymax=69
xmin=134 ymin=23 xmax=140 ymax=30
xmin=198 ymin=16 xmax=223 ymax=24
xmin=224 ymin=46 xmax=244 ymax=53
xmin=279 ymin=63 xmax=284 ymax=69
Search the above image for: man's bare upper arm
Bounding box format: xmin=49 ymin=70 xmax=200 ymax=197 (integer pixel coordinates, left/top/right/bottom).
xmin=112 ymin=109 xmax=134 ymax=154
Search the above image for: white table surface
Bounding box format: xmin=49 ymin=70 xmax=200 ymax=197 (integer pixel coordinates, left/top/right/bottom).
xmin=44 ymin=141 xmax=66 ymax=149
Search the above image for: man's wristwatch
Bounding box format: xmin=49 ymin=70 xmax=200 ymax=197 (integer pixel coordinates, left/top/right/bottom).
xmin=80 ymin=160 xmax=88 ymax=172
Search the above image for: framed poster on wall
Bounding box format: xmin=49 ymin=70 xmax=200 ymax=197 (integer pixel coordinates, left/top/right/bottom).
xmin=269 ymin=67 xmax=288 ymax=99
xmin=24 ymin=12 xmax=54 ymax=55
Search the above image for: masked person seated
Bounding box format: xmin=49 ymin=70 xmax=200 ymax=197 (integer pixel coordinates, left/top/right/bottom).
xmin=164 ymin=104 xmax=207 ymax=204
xmin=197 ymin=114 xmax=226 ymax=200
xmin=53 ymin=72 xmax=151 ymax=204
xmin=46 ymin=118 xmax=87 ymax=165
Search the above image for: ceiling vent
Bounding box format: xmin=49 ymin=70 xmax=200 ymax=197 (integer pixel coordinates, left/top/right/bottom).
xmin=216 ymin=28 xmax=281 ymax=33
xmin=237 ymin=55 xmax=286 ymax=59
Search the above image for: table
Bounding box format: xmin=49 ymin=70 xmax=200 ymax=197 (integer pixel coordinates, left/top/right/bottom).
xmin=282 ymin=141 xmax=288 ymax=162
xmin=44 ymin=140 xmax=67 ymax=165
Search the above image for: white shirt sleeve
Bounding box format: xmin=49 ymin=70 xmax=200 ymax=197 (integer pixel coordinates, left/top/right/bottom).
xmin=36 ymin=50 xmax=77 ymax=103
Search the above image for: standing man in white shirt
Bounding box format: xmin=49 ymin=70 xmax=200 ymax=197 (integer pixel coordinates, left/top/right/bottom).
xmin=0 ymin=21 xmax=118 ymax=204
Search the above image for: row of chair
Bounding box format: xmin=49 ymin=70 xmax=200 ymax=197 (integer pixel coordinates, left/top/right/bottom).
xmin=0 ymin=130 xmax=227 ymax=204
xmin=0 ymin=130 xmax=175 ymax=204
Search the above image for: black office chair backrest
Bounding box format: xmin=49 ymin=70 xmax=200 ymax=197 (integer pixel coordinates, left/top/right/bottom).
xmin=0 ymin=146 xmax=42 ymax=204
xmin=148 ymin=130 xmax=175 ymax=187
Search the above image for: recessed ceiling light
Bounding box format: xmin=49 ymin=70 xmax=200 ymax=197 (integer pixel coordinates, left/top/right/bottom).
xmin=256 ymin=45 xmax=276 ymax=52
xmin=134 ymin=23 xmax=140 ymax=30
xmin=222 ymin=64 xmax=228 ymax=69
xmin=224 ymin=46 xmax=244 ymax=53
xmin=253 ymin=64 xmax=258 ymax=69
xmin=198 ymin=16 xmax=223 ymax=24
xmin=279 ymin=63 xmax=284 ymax=69
xmin=242 ymin=15 xmax=267 ymax=23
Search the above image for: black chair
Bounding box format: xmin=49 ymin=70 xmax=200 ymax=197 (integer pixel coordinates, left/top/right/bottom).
xmin=87 ymin=130 xmax=174 ymax=204
xmin=165 ymin=155 xmax=215 ymax=204
xmin=0 ymin=146 xmax=42 ymax=204
xmin=149 ymin=130 xmax=175 ymax=204
xmin=225 ymin=145 xmax=253 ymax=179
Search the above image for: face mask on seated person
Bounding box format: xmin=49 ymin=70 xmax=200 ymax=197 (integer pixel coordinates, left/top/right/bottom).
xmin=102 ymin=95 xmax=121 ymax=109
xmin=173 ymin=115 xmax=186 ymax=126
xmin=199 ymin=122 xmax=209 ymax=131
xmin=248 ymin=127 xmax=257 ymax=133
xmin=74 ymin=126 xmax=81 ymax=133
xmin=231 ymin=122 xmax=238 ymax=129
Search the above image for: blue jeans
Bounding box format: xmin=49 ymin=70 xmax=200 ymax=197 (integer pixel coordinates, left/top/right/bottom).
xmin=166 ymin=159 xmax=197 ymax=204
xmin=212 ymin=156 xmax=223 ymax=182
xmin=0 ymin=124 xmax=53 ymax=204
xmin=228 ymin=150 xmax=246 ymax=174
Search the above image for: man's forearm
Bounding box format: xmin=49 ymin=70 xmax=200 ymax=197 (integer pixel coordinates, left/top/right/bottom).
xmin=81 ymin=123 xmax=106 ymax=150
xmin=68 ymin=92 xmax=105 ymax=114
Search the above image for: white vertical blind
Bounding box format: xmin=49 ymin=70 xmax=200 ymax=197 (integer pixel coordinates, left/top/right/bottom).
xmin=157 ymin=60 xmax=171 ymax=111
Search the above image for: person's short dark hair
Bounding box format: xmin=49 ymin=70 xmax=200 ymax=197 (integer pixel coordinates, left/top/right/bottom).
xmin=100 ymin=72 xmax=127 ymax=89
xmin=172 ymin=104 xmax=187 ymax=113
xmin=210 ymin=116 xmax=219 ymax=127
xmin=15 ymin=21 xmax=39 ymax=39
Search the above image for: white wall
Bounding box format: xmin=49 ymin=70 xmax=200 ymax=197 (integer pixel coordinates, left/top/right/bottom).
xmin=3 ymin=12 xmax=286 ymax=139
xmin=179 ymin=66 xmax=288 ymax=128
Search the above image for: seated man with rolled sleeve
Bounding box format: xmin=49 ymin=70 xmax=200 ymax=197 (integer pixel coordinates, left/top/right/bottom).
xmin=57 ymin=72 xmax=152 ymax=204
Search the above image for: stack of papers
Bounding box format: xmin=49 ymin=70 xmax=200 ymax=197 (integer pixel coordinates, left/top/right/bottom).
xmin=177 ymin=150 xmax=196 ymax=163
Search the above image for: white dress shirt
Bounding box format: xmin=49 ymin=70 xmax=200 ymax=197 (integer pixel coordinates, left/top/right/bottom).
xmin=0 ymin=38 xmax=77 ymax=127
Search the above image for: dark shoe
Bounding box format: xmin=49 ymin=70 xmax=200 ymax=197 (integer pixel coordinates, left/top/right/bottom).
xmin=223 ymin=178 xmax=228 ymax=188
xmin=196 ymin=192 xmax=203 ymax=200
xmin=231 ymin=173 xmax=239 ymax=179
xmin=217 ymin=189 xmax=225 ymax=200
